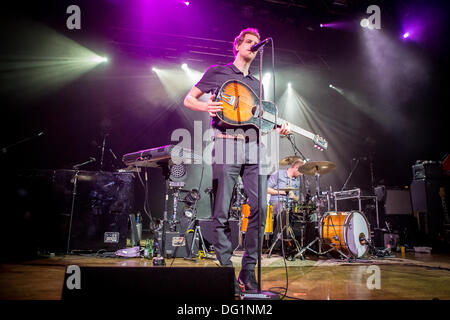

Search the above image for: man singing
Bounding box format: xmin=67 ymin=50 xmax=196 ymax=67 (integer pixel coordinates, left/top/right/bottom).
xmin=183 ymin=28 xmax=289 ymax=294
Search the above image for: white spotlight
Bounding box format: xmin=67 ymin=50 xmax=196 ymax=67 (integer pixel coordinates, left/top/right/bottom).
xmin=360 ymin=18 xmax=369 ymax=28
xmin=288 ymin=82 xmax=291 ymax=88
xmin=89 ymin=56 xmax=108 ymax=63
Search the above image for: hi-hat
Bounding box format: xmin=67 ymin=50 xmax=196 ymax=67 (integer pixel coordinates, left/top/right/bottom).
xmin=298 ymin=161 xmax=336 ymax=175
xmin=279 ymin=156 xmax=304 ymax=166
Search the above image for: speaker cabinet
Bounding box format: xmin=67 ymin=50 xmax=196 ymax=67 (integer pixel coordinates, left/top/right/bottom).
xmin=384 ymin=189 xmax=413 ymax=215
xmin=62 ymin=266 xmax=235 ymax=301
xmin=410 ymin=179 xmax=450 ymax=240
xmin=8 ymin=169 xmax=134 ymax=255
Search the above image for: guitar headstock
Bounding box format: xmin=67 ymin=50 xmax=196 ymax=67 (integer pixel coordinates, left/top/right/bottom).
xmin=313 ymin=135 xmax=328 ymax=151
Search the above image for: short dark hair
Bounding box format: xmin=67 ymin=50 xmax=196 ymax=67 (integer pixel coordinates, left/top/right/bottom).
xmin=291 ymin=159 xmax=305 ymax=168
xmin=233 ymin=28 xmax=261 ymax=56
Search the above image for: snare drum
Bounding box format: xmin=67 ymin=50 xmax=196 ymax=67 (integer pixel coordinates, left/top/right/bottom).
xmin=319 ymin=211 xmax=370 ymax=258
xmin=241 ymin=204 xmax=273 ymax=234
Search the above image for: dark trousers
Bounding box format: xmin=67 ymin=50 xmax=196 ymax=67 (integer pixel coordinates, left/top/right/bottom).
xmin=211 ymin=138 xmax=268 ymax=271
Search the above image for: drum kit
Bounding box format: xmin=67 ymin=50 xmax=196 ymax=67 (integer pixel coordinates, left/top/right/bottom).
xmin=235 ymin=155 xmax=372 ymax=261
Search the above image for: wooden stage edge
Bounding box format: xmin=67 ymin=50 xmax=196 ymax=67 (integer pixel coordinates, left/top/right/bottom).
xmin=1 ymin=251 xmax=450 ymax=300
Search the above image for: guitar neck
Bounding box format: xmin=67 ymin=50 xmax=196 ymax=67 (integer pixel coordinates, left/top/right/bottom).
xmin=263 ymin=112 xmax=316 ymax=141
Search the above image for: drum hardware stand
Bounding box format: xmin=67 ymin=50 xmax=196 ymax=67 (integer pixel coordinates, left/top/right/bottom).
xmin=334 ymin=189 xmax=380 ymax=229
xmin=99 ymin=133 xmax=108 ymax=171
xmin=267 ymin=206 xmax=302 ymax=259
xmin=183 ymin=211 xmax=213 ymax=261
xmin=169 ymin=181 xmax=185 ymax=232
xmin=326 ymin=186 xmax=333 ymax=211
xmin=156 ymin=164 xmax=171 ymax=262
xmin=294 ymin=230 xmax=350 ymax=261
xmin=361 ymin=236 xmax=391 ymax=257
xmin=314 ymin=171 xmax=322 ymax=196
xmin=296 ymin=175 xmax=350 ymax=261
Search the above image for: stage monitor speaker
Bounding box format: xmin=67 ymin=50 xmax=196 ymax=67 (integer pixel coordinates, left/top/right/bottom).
xmin=61 ymin=266 xmax=235 ymax=301
xmin=384 ymin=189 xmax=413 ymax=215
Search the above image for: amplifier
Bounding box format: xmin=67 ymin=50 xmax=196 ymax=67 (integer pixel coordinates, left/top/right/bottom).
xmin=155 ymin=231 xmax=189 ymax=258
xmin=333 ymin=188 xmax=361 ymax=200
xmin=412 ymin=161 xmax=443 ymax=180
xmin=385 ymin=189 xmax=413 ymax=215
xmin=9 ymin=169 xmax=134 ymax=255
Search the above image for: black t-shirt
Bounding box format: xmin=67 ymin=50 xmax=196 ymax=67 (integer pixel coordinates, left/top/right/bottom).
xmin=195 ymin=63 xmax=263 ymax=131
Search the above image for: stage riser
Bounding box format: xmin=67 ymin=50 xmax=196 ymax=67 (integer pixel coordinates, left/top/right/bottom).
xmin=62 ymin=266 xmax=235 ymax=301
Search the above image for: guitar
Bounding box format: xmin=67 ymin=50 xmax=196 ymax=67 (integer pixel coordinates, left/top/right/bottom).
xmin=214 ymin=80 xmax=328 ymax=150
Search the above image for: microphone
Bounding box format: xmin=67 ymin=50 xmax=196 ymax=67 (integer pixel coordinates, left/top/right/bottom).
xmin=250 ymin=38 xmax=270 ymax=52
xmin=352 ymin=157 xmax=368 ymax=161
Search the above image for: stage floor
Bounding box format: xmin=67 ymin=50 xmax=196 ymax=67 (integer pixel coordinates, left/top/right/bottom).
xmin=1 ymin=251 xmax=449 ymax=300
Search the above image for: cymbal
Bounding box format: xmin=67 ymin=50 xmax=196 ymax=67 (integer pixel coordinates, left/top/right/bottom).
xmin=279 ymin=156 xmax=303 ymax=166
xmin=298 ymin=161 xmax=336 ymax=175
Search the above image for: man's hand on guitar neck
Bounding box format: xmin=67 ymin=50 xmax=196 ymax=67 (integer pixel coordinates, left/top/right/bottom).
xmin=277 ymin=122 xmax=290 ymax=136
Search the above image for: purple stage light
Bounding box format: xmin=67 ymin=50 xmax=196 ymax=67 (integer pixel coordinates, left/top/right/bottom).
xmin=184 ymin=1 xmax=190 ymax=6
xmin=402 ymin=32 xmax=410 ymax=39
xmin=319 ymin=21 xmax=354 ymax=30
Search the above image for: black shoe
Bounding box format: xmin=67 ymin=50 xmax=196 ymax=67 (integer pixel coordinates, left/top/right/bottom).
xmin=234 ymin=277 xmax=243 ymax=296
xmin=238 ymin=269 xmax=258 ymax=292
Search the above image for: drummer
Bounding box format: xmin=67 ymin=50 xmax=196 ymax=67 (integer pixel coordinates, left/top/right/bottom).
xmin=267 ymin=159 xmax=304 ymax=248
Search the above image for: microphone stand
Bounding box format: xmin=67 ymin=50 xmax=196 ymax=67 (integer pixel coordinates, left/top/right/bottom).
xmin=67 ymin=157 xmax=96 ymax=254
xmin=241 ymin=43 xmax=278 ymax=300
xmin=286 ymin=134 xmax=308 ymax=162
xmin=285 ymin=133 xmax=309 ymax=202
xmin=100 ymin=134 xmax=109 ymax=171
xmin=341 ymin=158 xmax=361 ymax=191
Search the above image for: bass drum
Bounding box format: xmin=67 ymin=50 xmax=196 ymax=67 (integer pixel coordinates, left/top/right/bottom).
xmin=319 ymin=211 xmax=371 ymax=258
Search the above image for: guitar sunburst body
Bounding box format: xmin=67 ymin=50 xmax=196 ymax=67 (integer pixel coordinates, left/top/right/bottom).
xmin=214 ymin=80 xmax=328 ymax=150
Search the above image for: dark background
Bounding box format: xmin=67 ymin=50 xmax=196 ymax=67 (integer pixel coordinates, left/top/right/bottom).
xmin=0 ymin=0 xmax=448 ymax=226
